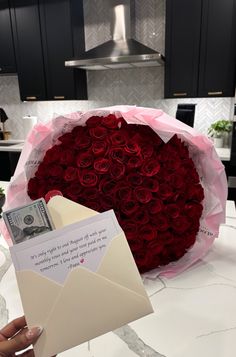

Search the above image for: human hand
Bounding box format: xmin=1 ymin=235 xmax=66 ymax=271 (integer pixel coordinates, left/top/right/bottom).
xmin=0 ymin=316 xmax=42 ymax=356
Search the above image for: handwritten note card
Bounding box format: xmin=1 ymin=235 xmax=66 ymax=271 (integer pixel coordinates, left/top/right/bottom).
xmin=10 ymin=210 xmax=122 ymax=284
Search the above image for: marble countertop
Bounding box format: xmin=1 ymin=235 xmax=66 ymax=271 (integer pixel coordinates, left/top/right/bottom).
xmin=0 ymin=181 xmax=235 ymax=356
xmin=0 ymin=140 xmax=24 ymax=152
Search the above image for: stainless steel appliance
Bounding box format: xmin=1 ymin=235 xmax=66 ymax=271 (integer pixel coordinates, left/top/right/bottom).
xmin=65 ymin=0 xmax=164 ymax=70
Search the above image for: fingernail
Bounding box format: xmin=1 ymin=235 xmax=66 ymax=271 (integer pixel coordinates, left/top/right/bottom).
xmin=26 ymin=326 xmax=43 ymax=340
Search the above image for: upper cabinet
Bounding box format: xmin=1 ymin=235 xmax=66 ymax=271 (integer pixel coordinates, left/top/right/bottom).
xmin=0 ymin=0 xmax=16 ymax=74
xmin=10 ymin=0 xmax=87 ymax=101
xmin=165 ymin=0 xmax=236 ymax=98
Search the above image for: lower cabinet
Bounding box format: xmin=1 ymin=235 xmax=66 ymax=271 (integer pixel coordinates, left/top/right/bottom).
xmin=0 ymin=151 xmax=21 ymax=181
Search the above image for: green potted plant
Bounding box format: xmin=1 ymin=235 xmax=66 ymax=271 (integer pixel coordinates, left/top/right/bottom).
xmin=0 ymin=186 xmax=5 ymax=218
xmin=208 ymin=119 xmax=232 ymax=148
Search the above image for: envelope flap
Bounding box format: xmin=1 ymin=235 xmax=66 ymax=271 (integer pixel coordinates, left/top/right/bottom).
xmin=97 ymin=233 xmax=148 ymax=298
xmin=34 ymin=267 xmax=153 ymax=357
xmin=47 ymin=196 xmax=98 ymax=229
xmin=16 ymin=270 xmax=62 ymax=327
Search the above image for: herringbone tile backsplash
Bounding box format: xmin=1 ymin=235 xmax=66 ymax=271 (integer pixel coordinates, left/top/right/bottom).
xmin=0 ymin=0 xmax=234 ymax=139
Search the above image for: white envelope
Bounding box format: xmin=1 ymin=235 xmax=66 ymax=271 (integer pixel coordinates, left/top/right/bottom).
xmin=14 ymin=196 xmax=153 ymax=357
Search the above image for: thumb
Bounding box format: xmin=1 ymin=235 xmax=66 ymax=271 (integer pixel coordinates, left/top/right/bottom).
xmin=0 ymin=326 xmax=43 ymax=355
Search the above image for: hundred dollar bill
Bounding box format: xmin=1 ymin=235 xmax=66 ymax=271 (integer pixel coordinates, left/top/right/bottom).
xmin=3 ymin=198 xmax=55 ymax=244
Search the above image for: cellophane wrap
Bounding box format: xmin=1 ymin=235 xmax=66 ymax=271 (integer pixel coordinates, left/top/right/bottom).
xmin=0 ymin=106 xmax=227 ymax=278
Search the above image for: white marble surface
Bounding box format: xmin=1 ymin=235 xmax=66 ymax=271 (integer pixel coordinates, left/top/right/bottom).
xmin=215 ymin=147 xmax=231 ymax=161
xmin=0 ymin=180 xmax=235 ymax=357
xmin=0 ymin=140 xmax=24 ymax=152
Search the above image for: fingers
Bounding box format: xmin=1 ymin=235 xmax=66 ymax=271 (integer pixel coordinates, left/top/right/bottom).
xmin=0 ymin=316 xmax=26 ymax=339
xmin=0 ymin=326 xmax=42 ymax=355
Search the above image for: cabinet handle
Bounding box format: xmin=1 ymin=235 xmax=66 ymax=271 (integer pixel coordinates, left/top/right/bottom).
xmin=0 ymin=68 xmax=2 ymax=72
xmin=173 ymin=92 xmax=187 ymax=96
xmin=54 ymin=96 xmax=65 ymax=99
xmin=208 ymin=91 xmax=223 ymax=96
xmin=26 ymin=96 xmax=37 ymax=100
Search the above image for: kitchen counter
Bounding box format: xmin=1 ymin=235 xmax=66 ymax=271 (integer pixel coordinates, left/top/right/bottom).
xmin=0 ymin=140 xmax=24 ymax=152
xmin=0 ymin=181 xmax=236 ymax=357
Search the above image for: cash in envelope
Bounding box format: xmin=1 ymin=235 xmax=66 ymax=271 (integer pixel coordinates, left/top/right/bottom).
xmin=3 ymin=198 xmax=55 ymax=244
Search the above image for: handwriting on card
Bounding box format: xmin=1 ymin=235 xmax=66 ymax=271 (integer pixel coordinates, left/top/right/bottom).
xmin=30 ymin=228 xmax=108 ymax=273
xmin=10 ymin=211 xmax=122 ymax=284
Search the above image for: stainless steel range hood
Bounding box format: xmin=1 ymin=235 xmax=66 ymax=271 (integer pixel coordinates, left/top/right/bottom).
xmin=65 ymin=0 xmax=165 ymax=70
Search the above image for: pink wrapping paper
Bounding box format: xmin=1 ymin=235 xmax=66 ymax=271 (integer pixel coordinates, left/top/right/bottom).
xmin=0 ymin=106 xmax=227 ymax=278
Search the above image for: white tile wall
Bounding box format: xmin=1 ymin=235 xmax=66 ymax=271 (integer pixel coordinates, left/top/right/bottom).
xmin=0 ymin=0 xmax=234 ymax=139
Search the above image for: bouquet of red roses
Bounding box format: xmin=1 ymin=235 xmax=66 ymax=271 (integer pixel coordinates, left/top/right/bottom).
xmin=2 ymin=106 xmax=227 ymax=277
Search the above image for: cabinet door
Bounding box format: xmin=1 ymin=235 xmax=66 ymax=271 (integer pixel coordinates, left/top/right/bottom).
xmin=0 ymin=0 xmax=16 ymax=73
xmin=39 ymin=0 xmax=75 ymax=100
xmin=11 ymin=0 xmax=47 ymax=101
xmin=198 ymin=0 xmax=236 ymax=97
xmin=164 ymin=0 xmax=202 ymax=98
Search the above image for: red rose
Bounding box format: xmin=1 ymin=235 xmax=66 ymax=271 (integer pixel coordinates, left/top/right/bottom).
xmin=134 ymin=187 xmax=152 ymax=203
xmin=133 ymin=209 xmax=149 ymax=224
xmin=99 ymin=195 xmax=114 ymax=210
xmin=43 ymin=145 xmax=61 ymax=164
xmin=110 ymin=130 xmax=127 ymax=146
xmin=101 ymin=114 xmax=120 ymax=129
xmin=127 ymin=173 xmax=143 ymax=186
xmin=92 ymin=141 xmax=107 ymax=156
xmin=128 ymin=239 xmax=144 ymax=253
xmin=76 ymin=152 xmax=93 ymax=168
xmin=109 ymin=147 xmax=126 ymax=163
xmin=115 ymin=185 xmax=132 ymax=201
xmin=60 ymin=149 xmax=75 ymax=166
xmin=148 ymin=238 xmax=164 ymax=255
xmin=27 ymin=177 xmax=40 ymax=199
xmin=169 ymin=173 xmax=185 ymax=189
xmin=48 ymin=164 xmax=64 ymax=178
xmin=74 ymin=135 xmax=91 ymax=149
xmin=35 ymin=163 xmax=48 ymax=178
xmin=121 ymin=221 xmax=137 ymax=240
xmin=159 ymin=183 xmax=174 ymax=200
xmin=141 ymin=159 xmax=160 ymax=176
xmin=141 ymin=142 xmax=154 ymax=158
xmin=171 ymin=215 xmax=190 ymax=233
xmin=110 ymin=163 xmax=125 ymax=180
xmin=99 ymin=178 xmax=117 ymax=195
xmin=127 ymin=156 xmax=143 ymax=168
xmin=78 ymin=170 xmax=98 ymax=187
xmin=81 ymin=188 xmax=99 ymax=200
xmin=89 ymin=126 xmax=108 ymax=139
xmin=120 ymin=200 xmax=139 ymax=215
xmin=85 ymin=201 xmax=101 ymax=211
xmin=58 ymin=132 xmax=73 ymax=145
xmin=187 ymin=184 xmax=204 ymax=202
xmin=148 ymin=199 xmax=164 ymax=214
xmin=94 ymin=158 xmax=110 ymax=173
xmin=154 ymin=213 xmax=169 ymax=231
xmin=86 ymin=116 xmax=101 ymax=127
xmin=64 ymin=183 xmax=81 ymax=201
xmin=64 ymin=167 xmax=78 ymax=182
xmin=184 ymin=202 xmax=203 ymax=218
xmin=140 ymin=224 xmax=157 ymax=241
xmin=143 ymin=177 xmax=159 ymax=192
xmin=124 ymin=141 xmax=141 ymax=155
xmin=165 ymin=204 xmax=180 ymax=218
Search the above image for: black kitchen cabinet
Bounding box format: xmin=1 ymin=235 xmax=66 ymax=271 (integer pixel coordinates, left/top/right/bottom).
xmin=198 ymin=0 xmax=236 ymax=97
xmin=165 ymin=0 xmax=236 ymax=98
xmin=0 ymin=151 xmax=20 ymax=181
xmin=10 ymin=0 xmax=87 ymax=101
xmin=0 ymin=0 xmax=16 ymax=74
